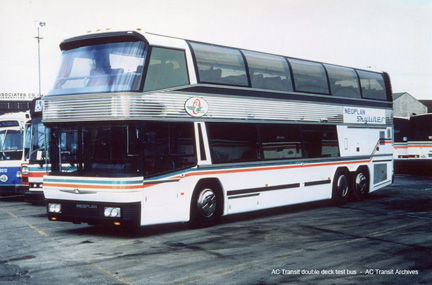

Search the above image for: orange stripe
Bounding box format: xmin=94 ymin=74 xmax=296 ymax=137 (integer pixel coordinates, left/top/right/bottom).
xmin=43 ymin=182 xmax=143 ymax=190
xmin=181 ymin=158 xmax=372 ymax=178
xmin=29 ymin=172 xmax=48 ymax=178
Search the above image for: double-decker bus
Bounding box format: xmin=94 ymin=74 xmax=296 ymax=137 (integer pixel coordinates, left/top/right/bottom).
xmin=24 ymin=98 xmax=48 ymax=202
xmin=43 ymin=30 xmax=393 ymax=227
xmin=0 ymin=112 xmax=30 ymax=194
xmin=394 ymin=114 xmax=432 ymax=174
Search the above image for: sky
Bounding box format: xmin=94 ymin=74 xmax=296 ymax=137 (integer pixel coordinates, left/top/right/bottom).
xmin=0 ymin=0 xmax=431 ymax=100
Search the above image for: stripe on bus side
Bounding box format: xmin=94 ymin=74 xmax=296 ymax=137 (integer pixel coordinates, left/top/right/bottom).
xmin=304 ymin=179 xmax=331 ymax=187
xmin=226 ymin=179 xmax=331 ymax=200
xmin=227 ymin=183 xmax=300 ymax=197
xmin=43 ymin=183 xmax=143 ymax=190
xmin=143 ymin=156 xmax=379 ymax=188
xmin=43 ymin=177 xmax=143 ymax=191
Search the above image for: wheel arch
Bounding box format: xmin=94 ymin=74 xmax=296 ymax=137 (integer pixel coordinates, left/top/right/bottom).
xmin=189 ymin=177 xmax=225 ymax=219
xmin=354 ymin=165 xmax=370 ymax=178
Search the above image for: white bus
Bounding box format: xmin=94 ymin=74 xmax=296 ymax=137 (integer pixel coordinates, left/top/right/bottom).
xmin=23 ymin=98 xmax=48 ymax=202
xmin=0 ymin=112 xmax=30 ymax=194
xmin=394 ymin=114 xmax=432 ymax=174
xmin=43 ymin=30 xmax=393 ymax=227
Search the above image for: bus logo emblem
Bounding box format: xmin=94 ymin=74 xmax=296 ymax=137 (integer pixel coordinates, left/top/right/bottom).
xmin=185 ymin=97 xmax=208 ymax=117
xmin=0 ymin=174 xmax=8 ymax=183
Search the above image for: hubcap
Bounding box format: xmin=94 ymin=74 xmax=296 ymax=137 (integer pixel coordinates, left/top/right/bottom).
xmin=197 ymin=188 xmax=216 ymax=217
xmin=337 ymin=175 xmax=349 ymax=197
xmin=355 ymin=173 xmax=367 ymax=194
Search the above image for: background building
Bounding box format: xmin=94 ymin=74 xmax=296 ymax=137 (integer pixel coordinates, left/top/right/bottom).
xmin=0 ymin=94 xmax=35 ymax=115
xmin=392 ymin=92 xmax=427 ymax=118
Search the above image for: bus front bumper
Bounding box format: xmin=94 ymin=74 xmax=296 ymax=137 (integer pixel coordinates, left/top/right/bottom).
xmin=24 ymin=190 xmax=45 ymax=203
xmin=0 ymin=184 xmax=28 ymax=194
xmin=46 ymin=200 xmax=141 ymax=227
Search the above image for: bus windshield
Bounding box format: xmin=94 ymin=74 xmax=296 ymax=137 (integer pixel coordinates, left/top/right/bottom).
xmin=47 ymin=122 xmax=197 ymax=177
xmin=0 ymin=129 xmax=24 ymax=160
xmin=49 ymin=41 xmax=147 ymax=95
xmin=29 ymin=117 xmax=47 ymax=162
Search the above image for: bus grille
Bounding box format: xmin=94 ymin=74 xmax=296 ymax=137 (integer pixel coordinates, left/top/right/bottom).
xmin=57 ymin=201 xmax=140 ymax=220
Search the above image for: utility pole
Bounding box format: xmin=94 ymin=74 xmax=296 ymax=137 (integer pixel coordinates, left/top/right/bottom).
xmin=35 ymin=21 xmax=46 ymax=97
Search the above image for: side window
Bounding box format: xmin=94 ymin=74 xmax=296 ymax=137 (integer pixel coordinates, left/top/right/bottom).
xmin=142 ymin=122 xmax=196 ymax=176
xmin=144 ymin=47 xmax=189 ymax=91
xmin=207 ymin=123 xmax=259 ymax=163
xmin=260 ymin=124 xmax=302 ymax=159
xmin=325 ymin=64 xmax=361 ymax=98
xmin=289 ymin=59 xmax=329 ymax=94
xmin=357 ymin=70 xmax=387 ymax=100
xmin=47 ymin=128 xmax=80 ymax=173
xmin=243 ymin=50 xmax=293 ymax=92
xmin=189 ymin=42 xmax=248 ymax=87
xmin=300 ymin=126 xmax=339 ymax=158
xmin=379 ymin=131 xmax=385 ymax=145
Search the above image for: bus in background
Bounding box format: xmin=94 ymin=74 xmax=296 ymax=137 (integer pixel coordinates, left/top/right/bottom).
xmin=24 ymin=98 xmax=48 ymax=202
xmin=43 ymin=30 xmax=393 ymax=228
xmin=0 ymin=112 xmax=30 ymax=195
xmin=19 ymin=122 xmax=31 ymax=192
xmin=394 ymin=114 xmax=432 ymax=174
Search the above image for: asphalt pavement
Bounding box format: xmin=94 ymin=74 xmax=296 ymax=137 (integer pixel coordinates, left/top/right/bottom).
xmin=0 ymin=174 xmax=431 ymax=284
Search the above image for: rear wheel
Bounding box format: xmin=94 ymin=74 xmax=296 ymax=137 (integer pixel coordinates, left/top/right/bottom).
xmin=352 ymin=168 xmax=369 ymax=201
xmin=332 ymin=169 xmax=351 ymax=205
xmin=190 ymin=181 xmax=223 ymax=228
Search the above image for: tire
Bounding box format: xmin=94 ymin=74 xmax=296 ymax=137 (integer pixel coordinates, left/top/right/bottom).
xmin=352 ymin=168 xmax=369 ymax=201
xmin=332 ymin=169 xmax=351 ymax=206
xmin=190 ymin=181 xmax=223 ymax=228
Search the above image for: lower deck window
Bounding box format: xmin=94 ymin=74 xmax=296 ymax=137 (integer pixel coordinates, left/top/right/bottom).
xmin=207 ymin=122 xmax=339 ymax=164
xmin=207 ymin=123 xmax=259 ymax=164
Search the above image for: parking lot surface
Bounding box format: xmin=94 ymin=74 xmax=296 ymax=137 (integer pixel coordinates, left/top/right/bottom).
xmin=1 ymin=174 xmax=431 ymax=284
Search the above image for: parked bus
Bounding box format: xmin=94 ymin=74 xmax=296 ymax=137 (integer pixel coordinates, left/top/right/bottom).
xmin=0 ymin=112 xmax=30 ymax=194
xmin=24 ymin=98 xmax=48 ymax=202
xmin=394 ymin=114 xmax=432 ymax=174
xmin=19 ymin=124 xmax=31 ymax=191
xmin=43 ymin=30 xmax=393 ymax=227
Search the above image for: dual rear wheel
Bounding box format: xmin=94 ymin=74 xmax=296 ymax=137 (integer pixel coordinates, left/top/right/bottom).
xmin=332 ymin=167 xmax=369 ymax=205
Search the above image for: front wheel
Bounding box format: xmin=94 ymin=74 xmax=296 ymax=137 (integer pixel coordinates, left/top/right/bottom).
xmin=190 ymin=182 xmax=223 ymax=228
xmin=332 ymin=169 xmax=351 ymax=206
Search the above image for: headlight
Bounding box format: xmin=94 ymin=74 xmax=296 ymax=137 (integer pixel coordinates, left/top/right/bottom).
xmin=0 ymin=174 xmax=8 ymax=183
xmin=48 ymin=203 xmax=61 ymax=213
xmin=16 ymin=171 xmax=22 ymax=178
xmin=21 ymin=166 xmax=29 ymax=175
xmin=104 ymin=207 xmax=121 ymax=218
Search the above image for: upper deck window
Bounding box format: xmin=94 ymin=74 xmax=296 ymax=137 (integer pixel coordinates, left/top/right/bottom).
xmin=189 ymin=42 xmax=248 ymax=87
xmin=243 ymin=51 xmax=293 ymax=92
xmin=357 ymin=71 xmax=387 ymax=100
xmin=144 ymin=47 xmax=189 ymax=91
xmin=324 ymin=64 xmax=361 ymax=98
xmin=289 ymin=59 xmax=329 ymax=94
xmin=49 ymin=41 xmax=146 ymax=95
